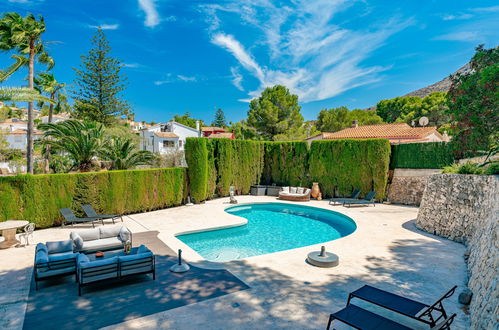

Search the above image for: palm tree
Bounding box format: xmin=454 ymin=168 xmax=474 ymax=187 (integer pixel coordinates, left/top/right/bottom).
xmin=0 ymin=55 xmax=52 ymax=102
xmin=38 ymin=120 xmax=104 ymax=172
xmin=0 ymin=12 xmax=54 ymax=174
xmin=34 ymin=73 xmax=65 ymax=123
xmin=100 ymin=137 xmax=154 ymax=170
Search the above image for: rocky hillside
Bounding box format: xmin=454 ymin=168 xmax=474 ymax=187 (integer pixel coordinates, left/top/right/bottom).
xmin=364 ymin=63 xmax=471 ymax=111
xmin=402 ymin=63 xmax=471 ymax=98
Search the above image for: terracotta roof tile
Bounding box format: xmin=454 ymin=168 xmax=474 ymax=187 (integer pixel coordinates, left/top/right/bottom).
xmin=317 ymin=123 xmax=442 ymax=140
xmin=153 ymin=132 xmax=178 ymax=138
xmin=202 ymin=126 xmax=226 ymax=132
xmin=207 ymin=132 xmax=233 ymax=138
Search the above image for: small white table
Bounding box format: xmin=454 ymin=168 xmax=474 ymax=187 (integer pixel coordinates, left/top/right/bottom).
xmin=0 ymin=220 xmax=29 ymax=249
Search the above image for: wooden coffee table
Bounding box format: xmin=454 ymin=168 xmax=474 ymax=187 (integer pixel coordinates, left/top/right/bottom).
xmin=0 ymin=220 xmax=29 ymax=249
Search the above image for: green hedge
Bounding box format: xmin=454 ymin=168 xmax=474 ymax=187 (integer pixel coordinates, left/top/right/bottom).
xmin=0 ymin=168 xmax=186 ymax=228
xmin=185 ymin=138 xmax=264 ymax=200
xmin=309 ymin=139 xmax=391 ymax=199
xmin=262 ymin=141 xmax=309 ymax=186
xmin=390 ymin=142 xmax=454 ymax=169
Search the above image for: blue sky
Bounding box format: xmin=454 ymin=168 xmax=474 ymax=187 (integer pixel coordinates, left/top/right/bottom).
xmin=1 ymin=0 xmax=498 ymax=124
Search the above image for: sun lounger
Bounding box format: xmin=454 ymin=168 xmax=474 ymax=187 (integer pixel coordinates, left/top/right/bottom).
xmin=327 ymin=304 xmax=456 ymax=330
xmin=343 ymin=191 xmax=376 ymax=207
xmin=329 ymin=189 xmax=361 ymax=205
xmin=346 ymin=285 xmax=457 ymax=327
xmin=82 ymin=204 xmax=123 ymax=224
xmin=59 ymin=208 xmax=103 ymax=228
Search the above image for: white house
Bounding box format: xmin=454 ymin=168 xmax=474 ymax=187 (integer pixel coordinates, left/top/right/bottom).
xmin=0 ymin=118 xmax=28 ymax=131
xmin=39 ymin=112 xmax=71 ymax=124
xmin=140 ymin=121 xmax=201 ymax=154
xmin=1 ymin=130 xmax=43 ymax=150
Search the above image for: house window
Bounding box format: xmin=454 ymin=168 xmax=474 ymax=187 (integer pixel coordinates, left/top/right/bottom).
xmin=163 ymin=140 xmax=174 ymax=148
xmin=179 ymin=140 xmax=183 ymax=147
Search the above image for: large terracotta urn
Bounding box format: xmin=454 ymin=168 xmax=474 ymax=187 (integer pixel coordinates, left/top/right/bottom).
xmin=311 ymin=182 xmax=321 ymax=199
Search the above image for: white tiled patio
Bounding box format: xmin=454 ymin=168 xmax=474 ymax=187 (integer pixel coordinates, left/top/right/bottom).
xmin=0 ymin=196 xmax=469 ymax=329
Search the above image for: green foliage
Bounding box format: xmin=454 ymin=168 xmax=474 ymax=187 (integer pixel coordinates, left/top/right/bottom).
xmin=262 ymin=142 xmax=308 ymax=186
xmin=230 ymin=120 xmax=257 ymax=140
xmin=72 ymin=28 xmax=129 ymax=125
xmin=447 ymin=45 xmax=499 ymax=157
xmin=100 ymin=137 xmax=154 ymax=170
xmin=247 ymin=85 xmax=304 ymax=140
xmin=442 ymin=162 xmax=484 ymax=174
xmin=390 ymin=142 xmax=455 ymax=169
xmin=184 ymin=138 xmax=208 ymax=202
xmin=316 ymin=107 xmax=383 ymax=132
xmin=38 ymin=120 xmax=105 ymax=172
xmin=185 ymin=138 xmax=264 ymax=201
xmin=0 ymin=168 xmax=186 ymax=228
xmin=484 ymin=162 xmax=499 ymax=175
xmin=173 ymin=112 xmax=204 ymax=128
xmin=34 ymin=72 xmax=65 ymax=123
xmin=212 ymin=108 xmax=227 ymax=127
xmin=309 ymin=139 xmax=391 ymax=199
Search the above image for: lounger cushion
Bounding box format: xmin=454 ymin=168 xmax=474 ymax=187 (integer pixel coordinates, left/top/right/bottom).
xmin=119 ymin=226 xmax=131 ymax=243
xmin=46 ymin=240 xmax=73 ymax=254
xmin=35 ymin=249 xmax=49 ymax=264
xmin=82 ymin=237 xmax=123 ymax=251
xmin=77 ymin=229 xmax=100 ymax=242
xmin=36 ymin=266 xmax=75 ymax=278
xmin=99 ymin=226 xmax=121 ymax=239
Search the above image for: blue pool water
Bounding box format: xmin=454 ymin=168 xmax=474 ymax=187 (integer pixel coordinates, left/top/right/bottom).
xmin=176 ymin=203 xmax=356 ymax=262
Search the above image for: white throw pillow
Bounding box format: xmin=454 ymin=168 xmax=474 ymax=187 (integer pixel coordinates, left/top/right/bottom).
xmin=290 ymin=187 xmax=297 ymax=194
xmin=282 ymin=186 xmax=290 ymax=193
xmin=296 ymin=187 xmax=304 ymax=194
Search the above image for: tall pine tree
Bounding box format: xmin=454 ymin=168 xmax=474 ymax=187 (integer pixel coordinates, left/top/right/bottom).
xmin=212 ymin=108 xmax=227 ymax=127
xmin=72 ymin=28 xmax=129 ymax=125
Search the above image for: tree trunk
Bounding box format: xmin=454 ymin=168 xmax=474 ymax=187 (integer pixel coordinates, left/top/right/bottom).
xmin=48 ymin=93 xmax=55 ymax=123
xmin=26 ymin=40 xmax=35 ymax=174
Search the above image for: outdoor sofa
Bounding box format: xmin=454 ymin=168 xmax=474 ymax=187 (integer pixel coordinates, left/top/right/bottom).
xmin=34 ymin=240 xmax=78 ymax=290
xmin=70 ymin=226 xmax=132 ymax=253
xmin=278 ymin=186 xmax=311 ymax=201
xmin=77 ymin=245 xmax=155 ymax=296
xmin=327 ymin=284 xmax=457 ymax=330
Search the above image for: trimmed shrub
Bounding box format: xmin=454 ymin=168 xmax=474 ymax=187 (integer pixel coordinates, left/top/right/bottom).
xmin=262 ymin=141 xmax=309 ymax=186
xmin=185 ymin=138 xmax=209 ymax=202
xmin=309 ymin=139 xmax=391 ymax=199
xmin=390 ymin=142 xmax=454 ymax=169
xmin=0 ymin=168 xmax=186 ymax=228
xmin=185 ymin=138 xmax=264 ymax=200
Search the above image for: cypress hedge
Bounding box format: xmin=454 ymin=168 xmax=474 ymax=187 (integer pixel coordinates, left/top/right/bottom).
xmin=390 ymin=142 xmax=454 ymax=169
xmin=262 ymin=141 xmax=309 ymax=186
xmin=185 ymin=138 xmax=209 ymax=202
xmin=185 ymin=138 xmax=264 ymax=201
xmin=0 ymin=168 xmax=186 ymax=228
xmin=309 ymin=139 xmax=391 ymax=199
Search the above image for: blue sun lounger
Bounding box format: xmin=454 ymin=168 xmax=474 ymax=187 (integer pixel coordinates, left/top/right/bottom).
xmin=329 ymin=189 xmax=361 ymax=205
xmin=343 ymin=191 xmax=376 ymax=207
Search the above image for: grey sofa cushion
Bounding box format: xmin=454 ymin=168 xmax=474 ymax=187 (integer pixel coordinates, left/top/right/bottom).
xmin=99 ymin=226 xmax=122 ymax=239
xmin=72 ymin=234 xmax=84 ymax=251
xmin=119 ymin=226 xmax=131 ymax=243
xmin=77 ymin=228 xmax=100 ymax=242
xmin=79 ymin=256 xmax=118 ymax=269
xmin=82 ymin=237 xmax=123 ymax=251
xmin=46 ymin=240 xmax=73 ymax=254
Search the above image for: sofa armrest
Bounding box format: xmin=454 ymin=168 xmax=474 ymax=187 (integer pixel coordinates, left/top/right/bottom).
xmin=70 ymin=232 xmax=84 ymax=251
xmin=119 ymin=227 xmax=132 ymax=244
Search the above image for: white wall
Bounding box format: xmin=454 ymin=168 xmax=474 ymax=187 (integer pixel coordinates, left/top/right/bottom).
xmin=3 ymin=133 xmax=41 ymax=150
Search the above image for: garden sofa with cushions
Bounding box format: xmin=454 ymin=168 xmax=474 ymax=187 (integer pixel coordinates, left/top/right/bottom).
xmin=70 ymin=226 xmax=131 ymax=253
xmin=76 ymin=245 xmax=155 ymax=296
xmin=34 ymin=240 xmax=78 ymax=290
xmin=278 ymin=186 xmax=311 ymax=201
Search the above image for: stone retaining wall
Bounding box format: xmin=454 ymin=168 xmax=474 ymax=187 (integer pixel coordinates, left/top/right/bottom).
xmin=387 ymin=169 xmax=440 ymax=206
xmin=416 ymin=174 xmax=498 ymax=329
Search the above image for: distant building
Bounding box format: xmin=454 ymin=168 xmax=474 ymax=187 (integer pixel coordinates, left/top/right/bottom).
xmin=140 ymin=121 xmax=201 ymax=154
xmin=0 ymin=118 xmax=28 ymax=131
xmin=207 ymin=132 xmax=235 ymax=139
xmin=39 ymin=112 xmax=71 ymax=124
xmin=1 ymin=129 xmax=43 ymax=150
xmin=305 ymin=123 xmax=448 ymax=145
xmin=201 ymin=126 xmax=227 ymax=137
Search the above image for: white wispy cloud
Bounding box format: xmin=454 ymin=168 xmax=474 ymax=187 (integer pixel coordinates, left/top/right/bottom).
xmin=434 ymin=31 xmax=481 ymax=42
xmin=442 ymin=14 xmax=473 ymax=21
xmin=138 ymin=0 xmax=160 ymax=27
xmin=88 ymin=24 xmax=120 ymax=30
xmin=7 ymin=0 xmax=31 ymax=3
xmin=470 ymin=5 xmax=499 ymax=13
xmin=154 ymin=74 xmax=198 ymax=85
xmin=204 ymin=0 xmax=411 ymax=103
xmin=230 ymin=67 xmax=244 ymax=91
xmin=123 ymin=63 xmax=143 ymax=69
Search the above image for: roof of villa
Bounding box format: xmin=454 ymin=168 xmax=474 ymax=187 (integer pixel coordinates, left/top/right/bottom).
xmin=207 ymin=132 xmax=233 ymax=138
xmin=307 ymin=123 xmax=443 ymax=142
xmin=202 ymin=126 xmax=226 ymax=132
xmin=0 ymin=118 xmax=27 ymax=124
xmin=2 ymin=129 xmax=43 ymax=135
xmin=154 ymin=132 xmax=179 ymax=138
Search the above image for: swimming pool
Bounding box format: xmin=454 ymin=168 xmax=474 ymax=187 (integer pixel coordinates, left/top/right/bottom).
xmin=176 ymin=203 xmax=356 ymax=262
